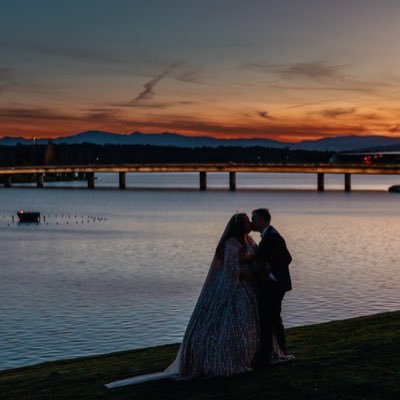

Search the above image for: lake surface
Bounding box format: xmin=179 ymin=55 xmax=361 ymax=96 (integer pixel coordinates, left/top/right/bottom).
xmin=1 ymin=172 xmax=400 ymax=370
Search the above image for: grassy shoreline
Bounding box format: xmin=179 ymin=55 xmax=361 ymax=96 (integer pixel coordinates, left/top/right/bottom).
xmin=1 ymin=311 xmax=399 ymax=399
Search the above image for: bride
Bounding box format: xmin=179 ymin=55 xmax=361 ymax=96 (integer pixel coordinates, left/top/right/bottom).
xmin=106 ymin=213 xmax=261 ymax=388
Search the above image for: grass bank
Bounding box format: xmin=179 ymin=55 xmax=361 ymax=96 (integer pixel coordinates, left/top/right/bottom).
xmin=1 ymin=311 xmax=399 ymax=399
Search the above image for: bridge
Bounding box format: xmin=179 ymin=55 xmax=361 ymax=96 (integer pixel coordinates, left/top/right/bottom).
xmin=1 ymin=163 xmax=400 ymax=191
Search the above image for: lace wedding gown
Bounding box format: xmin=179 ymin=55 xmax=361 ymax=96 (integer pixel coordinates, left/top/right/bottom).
xmin=105 ymin=237 xmax=260 ymax=388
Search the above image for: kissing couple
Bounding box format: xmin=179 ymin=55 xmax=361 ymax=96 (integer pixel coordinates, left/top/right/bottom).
xmin=106 ymin=208 xmax=294 ymax=388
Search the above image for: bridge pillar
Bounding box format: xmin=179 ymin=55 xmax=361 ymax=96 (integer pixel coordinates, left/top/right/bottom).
xmin=119 ymin=172 xmax=126 ymax=189
xmin=344 ymin=173 xmax=351 ymax=192
xmin=87 ymin=172 xmax=95 ymax=189
xmin=199 ymin=172 xmax=207 ymax=191
xmin=229 ymin=172 xmax=236 ymax=191
xmin=317 ymin=173 xmax=325 ymax=192
xmin=36 ymin=173 xmax=44 ymax=188
xmin=3 ymin=174 xmax=12 ymax=188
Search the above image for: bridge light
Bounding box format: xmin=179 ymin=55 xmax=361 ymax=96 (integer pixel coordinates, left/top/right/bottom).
xmin=363 ymin=155 xmax=372 ymax=165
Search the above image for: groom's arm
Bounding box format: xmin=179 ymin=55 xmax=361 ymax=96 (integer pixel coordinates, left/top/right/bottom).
xmin=263 ymin=235 xmax=292 ymax=283
xmin=252 ymin=240 xmax=276 ymax=282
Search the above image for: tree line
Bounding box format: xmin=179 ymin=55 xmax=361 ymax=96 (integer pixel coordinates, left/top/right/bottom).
xmin=0 ymin=142 xmax=333 ymax=166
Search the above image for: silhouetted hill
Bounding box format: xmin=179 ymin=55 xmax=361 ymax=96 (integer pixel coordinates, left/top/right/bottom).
xmin=292 ymin=135 xmax=400 ymax=152
xmin=2 ymin=131 xmax=400 ymax=151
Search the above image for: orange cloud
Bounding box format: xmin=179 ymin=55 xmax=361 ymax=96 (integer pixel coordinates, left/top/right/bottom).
xmin=1 ymin=98 xmax=400 ymax=142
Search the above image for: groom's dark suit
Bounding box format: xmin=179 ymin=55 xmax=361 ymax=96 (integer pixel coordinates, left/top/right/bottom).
xmin=251 ymin=225 xmax=292 ymax=367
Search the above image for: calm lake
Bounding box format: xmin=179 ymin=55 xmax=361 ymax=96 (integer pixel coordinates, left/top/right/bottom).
xmin=1 ymin=172 xmax=399 ymax=370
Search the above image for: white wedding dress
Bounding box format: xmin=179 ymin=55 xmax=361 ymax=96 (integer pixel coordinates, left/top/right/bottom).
xmin=105 ymin=236 xmax=260 ymax=388
xmin=105 ymin=347 xmax=183 ymax=388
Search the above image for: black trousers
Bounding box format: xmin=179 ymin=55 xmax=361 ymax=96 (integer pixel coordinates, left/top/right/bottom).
xmin=255 ymin=285 xmax=287 ymax=366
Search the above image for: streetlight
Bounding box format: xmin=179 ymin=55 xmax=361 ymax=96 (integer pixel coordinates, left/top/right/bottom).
xmin=33 ymin=136 xmax=37 ymax=165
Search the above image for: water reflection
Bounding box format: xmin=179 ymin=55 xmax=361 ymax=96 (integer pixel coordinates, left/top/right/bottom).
xmin=0 ymin=175 xmax=399 ymax=370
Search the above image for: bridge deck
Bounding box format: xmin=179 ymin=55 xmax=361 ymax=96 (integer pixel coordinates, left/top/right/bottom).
xmin=1 ymin=163 xmax=400 ymax=191
xmin=1 ymin=163 xmax=400 ymax=175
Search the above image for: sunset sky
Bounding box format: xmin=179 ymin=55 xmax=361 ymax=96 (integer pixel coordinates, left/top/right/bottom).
xmin=1 ymin=0 xmax=400 ymax=141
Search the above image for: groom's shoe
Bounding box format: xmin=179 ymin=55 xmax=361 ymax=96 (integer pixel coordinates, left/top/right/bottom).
xmin=270 ymin=354 xmax=295 ymax=365
xmin=283 ymin=354 xmax=295 ymax=361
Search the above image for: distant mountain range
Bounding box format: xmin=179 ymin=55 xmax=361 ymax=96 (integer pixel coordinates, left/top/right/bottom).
xmin=2 ymin=130 xmax=400 ymax=152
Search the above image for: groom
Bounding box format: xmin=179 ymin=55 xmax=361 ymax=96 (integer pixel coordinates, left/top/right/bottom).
xmin=250 ymin=208 xmax=294 ymax=367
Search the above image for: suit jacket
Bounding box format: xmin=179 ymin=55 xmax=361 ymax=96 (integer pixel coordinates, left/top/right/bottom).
xmin=252 ymin=225 xmax=292 ymax=293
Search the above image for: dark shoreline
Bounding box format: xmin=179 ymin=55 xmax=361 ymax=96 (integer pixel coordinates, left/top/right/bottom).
xmin=1 ymin=311 xmax=399 ymax=399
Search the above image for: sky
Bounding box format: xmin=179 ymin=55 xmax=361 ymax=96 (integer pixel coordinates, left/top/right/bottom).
xmin=1 ymin=0 xmax=400 ymax=142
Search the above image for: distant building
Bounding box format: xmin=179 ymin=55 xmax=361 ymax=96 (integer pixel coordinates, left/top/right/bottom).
xmin=331 ymin=152 xmax=400 ymax=164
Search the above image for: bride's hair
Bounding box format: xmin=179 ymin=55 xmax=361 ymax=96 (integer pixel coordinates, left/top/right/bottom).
xmin=215 ymin=213 xmax=248 ymax=261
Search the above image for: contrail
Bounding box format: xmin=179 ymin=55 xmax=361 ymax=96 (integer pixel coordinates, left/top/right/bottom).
xmin=132 ymin=62 xmax=182 ymax=103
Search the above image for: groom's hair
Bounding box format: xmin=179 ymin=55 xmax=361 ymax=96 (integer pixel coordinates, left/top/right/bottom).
xmin=252 ymin=208 xmax=271 ymax=223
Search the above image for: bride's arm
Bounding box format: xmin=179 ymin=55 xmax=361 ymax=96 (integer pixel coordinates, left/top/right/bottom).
xmin=239 ymin=235 xmax=257 ymax=265
xmin=246 ymin=234 xmax=258 ymax=250
xmin=238 ymin=249 xmax=253 ymax=283
xmin=239 ymin=251 xmax=255 ymax=265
